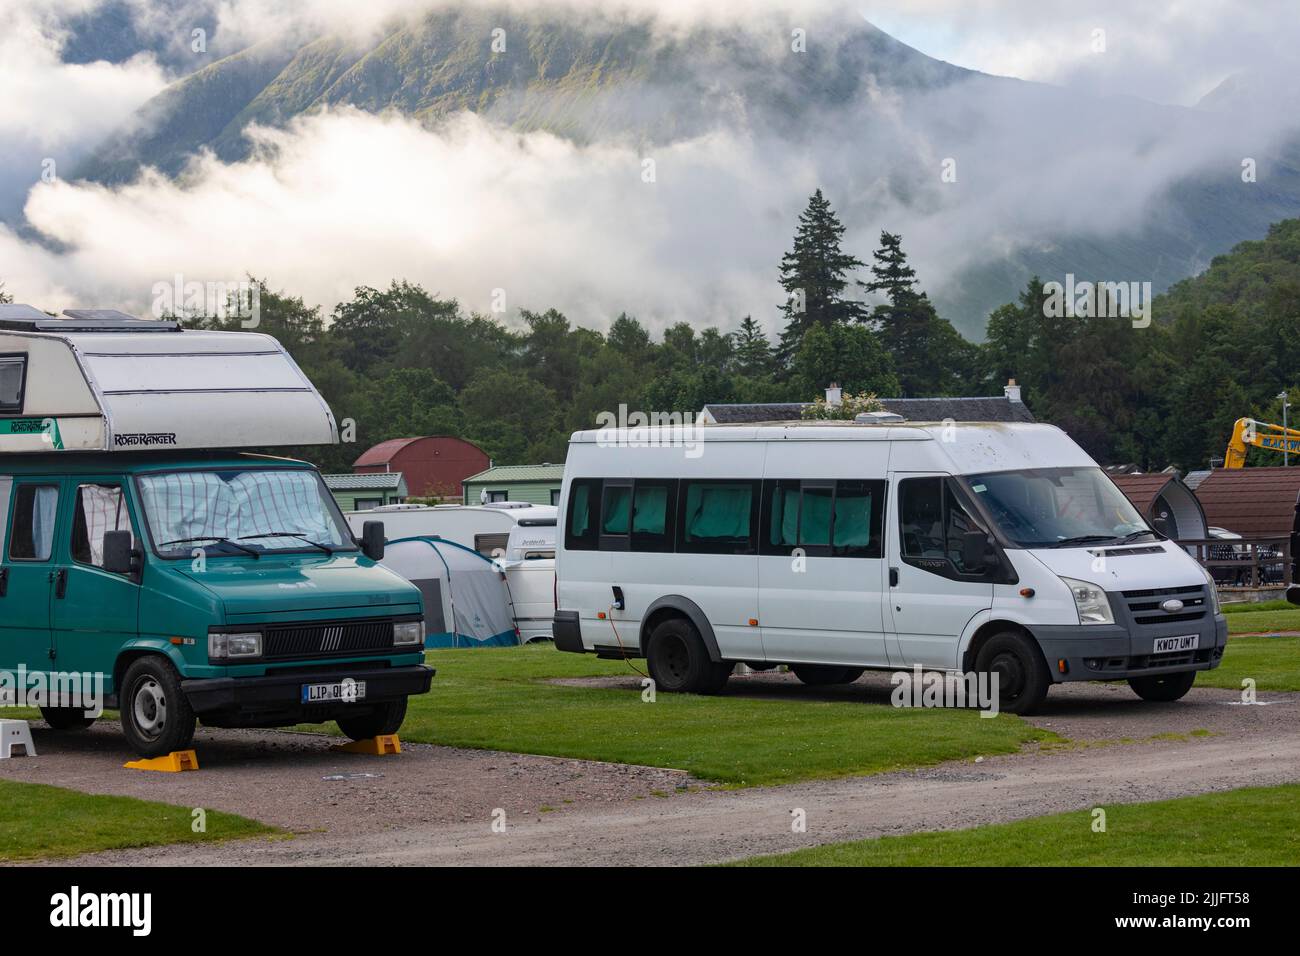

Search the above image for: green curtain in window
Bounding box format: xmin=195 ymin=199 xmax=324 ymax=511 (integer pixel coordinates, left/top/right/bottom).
xmin=834 ymin=492 xmax=872 ymax=547
xmin=770 ymin=486 xmax=799 ymax=546
xmin=685 ymin=484 xmax=751 ymax=540
xmin=801 ymin=487 xmax=833 ymax=546
xmin=633 ymin=485 xmax=667 ymax=534
xmin=571 ymin=484 xmax=590 ymax=536
xmin=602 ymin=486 xmax=631 ymax=534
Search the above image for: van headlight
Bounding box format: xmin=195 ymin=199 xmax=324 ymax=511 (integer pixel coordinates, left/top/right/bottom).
xmin=1061 ymin=577 xmax=1114 ymax=625
xmin=208 ymin=631 xmax=263 ymax=661
xmin=1200 ymin=565 xmax=1221 ymax=614
xmin=393 ymin=621 xmax=425 ymax=647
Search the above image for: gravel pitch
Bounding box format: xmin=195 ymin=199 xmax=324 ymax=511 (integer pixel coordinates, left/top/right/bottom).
xmin=3 ymin=676 xmax=1297 ymax=867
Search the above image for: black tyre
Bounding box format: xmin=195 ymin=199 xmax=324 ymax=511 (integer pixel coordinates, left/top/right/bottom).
xmin=792 ymin=665 xmax=864 ymax=686
xmin=975 ymin=632 xmax=1051 ymax=715
xmin=337 ymin=698 xmax=408 ymax=741
xmin=120 ymin=656 xmax=197 ymax=758
xmin=645 ymin=618 xmax=731 ymax=694
xmin=40 ymin=706 xmax=96 ymax=731
xmin=1128 ymin=670 xmax=1196 ymax=702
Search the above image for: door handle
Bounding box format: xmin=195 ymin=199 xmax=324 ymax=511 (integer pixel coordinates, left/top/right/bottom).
xmin=54 ymin=568 xmax=68 ymax=599
xmin=889 ymin=566 xmax=899 ymax=587
xmin=0 ymin=567 xmax=7 ymax=597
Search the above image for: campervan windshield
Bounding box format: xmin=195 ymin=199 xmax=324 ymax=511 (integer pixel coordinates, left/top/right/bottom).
xmin=137 ymin=468 xmax=357 ymax=557
xmin=965 ymin=466 xmax=1153 ymax=548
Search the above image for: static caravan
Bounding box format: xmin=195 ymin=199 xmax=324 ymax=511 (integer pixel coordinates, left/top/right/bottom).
xmin=0 ymin=305 xmax=432 ymax=756
xmin=553 ymin=419 xmax=1228 ymax=713
xmin=348 ymin=503 xmax=557 ymax=642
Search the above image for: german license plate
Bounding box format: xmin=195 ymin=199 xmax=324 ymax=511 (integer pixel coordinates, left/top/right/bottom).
xmin=301 ymin=680 xmax=366 ymax=704
xmin=1152 ymin=635 xmax=1199 ymax=654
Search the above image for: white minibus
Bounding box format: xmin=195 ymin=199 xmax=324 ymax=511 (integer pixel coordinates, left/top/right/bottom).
xmin=552 ymin=420 xmax=1228 ymax=713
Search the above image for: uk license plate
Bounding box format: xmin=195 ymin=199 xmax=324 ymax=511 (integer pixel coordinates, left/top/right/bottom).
xmin=301 ymin=680 xmax=366 ymax=704
xmin=1152 ymin=635 xmax=1199 ymax=654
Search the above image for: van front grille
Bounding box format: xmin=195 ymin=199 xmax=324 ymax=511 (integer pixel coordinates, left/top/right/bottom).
xmin=263 ymin=619 xmax=395 ymax=661
xmin=1120 ymin=585 xmax=1207 ymax=627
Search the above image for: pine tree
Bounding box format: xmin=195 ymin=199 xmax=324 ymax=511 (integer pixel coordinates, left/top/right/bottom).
xmin=733 ymin=315 xmax=773 ymax=376
xmin=860 ymin=231 xmax=967 ymax=396
xmin=777 ymin=189 xmax=866 ymax=365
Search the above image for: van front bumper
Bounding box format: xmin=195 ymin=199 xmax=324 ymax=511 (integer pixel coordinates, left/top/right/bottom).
xmin=181 ymin=664 xmax=434 ymax=727
xmin=1030 ymin=615 xmax=1228 ymax=682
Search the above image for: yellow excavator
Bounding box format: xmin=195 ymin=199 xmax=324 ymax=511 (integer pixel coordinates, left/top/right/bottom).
xmin=1223 ymin=418 xmax=1300 ymax=468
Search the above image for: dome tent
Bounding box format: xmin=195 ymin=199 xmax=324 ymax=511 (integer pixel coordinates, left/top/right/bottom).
xmin=380 ymin=536 xmax=520 ymax=648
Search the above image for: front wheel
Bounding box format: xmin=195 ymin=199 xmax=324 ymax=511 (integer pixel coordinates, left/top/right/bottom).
xmin=975 ymin=632 xmax=1051 ymax=715
xmin=1129 ymin=670 xmax=1196 ymax=702
xmin=40 ymin=706 xmax=96 ymax=731
xmin=120 ymin=656 xmax=197 ymax=758
xmin=337 ymin=698 xmax=408 ymax=741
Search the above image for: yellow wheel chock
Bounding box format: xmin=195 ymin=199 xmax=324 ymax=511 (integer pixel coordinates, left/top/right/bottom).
xmin=123 ymin=749 xmax=200 ymax=772
xmin=330 ymin=734 xmax=401 ymax=755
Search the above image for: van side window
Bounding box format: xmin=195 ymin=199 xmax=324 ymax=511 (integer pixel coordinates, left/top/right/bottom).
xmin=9 ymin=484 xmax=59 ymax=561
xmin=631 ymin=480 xmax=675 ymax=552
xmin=900 ymin=477 xmax=986 ymax=576
xmin=565 ymin=478 xmax=602 ymax=550
xmin=899 ymin=478 xmax=945 ymax=558
xmin=678 ymin=480 xmax=758 ymax=554
xmin=72 ymin=484 xmax=132 ymax=569
xmin=833 ymin=480 xmax=884 ymax=558
xmin=764 ymin=480 xmax=885 ymax=558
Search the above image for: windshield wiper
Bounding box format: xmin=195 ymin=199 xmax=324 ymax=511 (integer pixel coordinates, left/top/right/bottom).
xmin=157 ymin=536 xmax=261 ymax=558
xmin=239 ymin=532 xmax=334 ymax=555
xmin=1051 ymin=534 xmax=1118 ymax=548
xmin=1115 ymin=529 xmax=1158 ymax=544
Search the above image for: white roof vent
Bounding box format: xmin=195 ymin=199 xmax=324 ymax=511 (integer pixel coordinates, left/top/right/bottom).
xmin=855 ymin=411 xmax=906 ymax=424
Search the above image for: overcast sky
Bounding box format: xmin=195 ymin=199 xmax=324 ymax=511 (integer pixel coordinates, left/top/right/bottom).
xmin=1 ymin=1 xmax=1297 ymax=329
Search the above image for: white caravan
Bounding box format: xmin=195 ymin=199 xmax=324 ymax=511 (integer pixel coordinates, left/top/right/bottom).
xmin=348 ymin=503 xmax=556 ymax=642
xmin=553 ymin=420 xmax=1227 ymax=713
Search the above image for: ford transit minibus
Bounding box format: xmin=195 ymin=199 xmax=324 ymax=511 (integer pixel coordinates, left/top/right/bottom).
xmin=552 ymin=419 xmax=1227 ymax=713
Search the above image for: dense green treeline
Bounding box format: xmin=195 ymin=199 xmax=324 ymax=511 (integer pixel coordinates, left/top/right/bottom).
xmin=6 ymin=196 xmax=1297 ymax=474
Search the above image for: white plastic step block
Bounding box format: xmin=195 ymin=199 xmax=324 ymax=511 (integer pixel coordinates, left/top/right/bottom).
xmin=0 ymin=720 xmax=37 ymax=758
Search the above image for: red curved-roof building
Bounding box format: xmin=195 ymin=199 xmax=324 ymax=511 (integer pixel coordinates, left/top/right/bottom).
xmin=353 ymin=436 xmax=489 ymax=499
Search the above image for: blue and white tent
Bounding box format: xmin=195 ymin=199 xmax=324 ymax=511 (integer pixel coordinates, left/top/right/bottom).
xmin=381 ymin=536 xmax=520 ymax=648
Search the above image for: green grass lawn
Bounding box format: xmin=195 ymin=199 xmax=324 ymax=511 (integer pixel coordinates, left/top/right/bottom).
xmin=0 ymin=779 xmax=278 ymax=862
xmin=1224 ymin=602 xmax=1300 ymax=636
xmin=1199 ymin=634 xmax=1300 ymax=691
xmin=384 ymin=645 xmax=1052 ymax=787
xmin=734 ymin=783 xmax=1300 ymax=866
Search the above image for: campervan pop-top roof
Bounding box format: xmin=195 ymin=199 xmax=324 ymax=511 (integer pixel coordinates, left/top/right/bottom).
xmin=0 ymin=305 xmax=338 ymax=453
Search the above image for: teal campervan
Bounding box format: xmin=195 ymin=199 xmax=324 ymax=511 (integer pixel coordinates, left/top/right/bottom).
xmin=0 ymin=305 xmax=432 ymax=757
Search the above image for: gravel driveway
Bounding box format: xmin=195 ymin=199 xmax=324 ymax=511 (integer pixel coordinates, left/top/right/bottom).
xmin=4 ymin=677 xmax=1297 ymax=867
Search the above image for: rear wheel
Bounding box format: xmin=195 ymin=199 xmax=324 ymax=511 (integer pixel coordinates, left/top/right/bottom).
xmin=975 ymin=632 xmax=1051 ymax=715
xmin=645 ymin=618 xmax=731 ymax=694
xmin=1128 ymin=670 xmax=1196 ymax=702
xmin=337 ymin=698 xmax=409 ymax=741
xmin=39 ymin=706 xmax=96 ymax=731
xmin=120 ymin=656 xmax=197 ymax=758
xmin=792 ymin=665 xmax=864 ymax=686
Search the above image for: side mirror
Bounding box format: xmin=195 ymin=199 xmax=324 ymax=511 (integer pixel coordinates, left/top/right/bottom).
xmin=103 ymin=530 xmax=138 ymax=577
xmin=360 ymin=521 xmax=385 ymax=561
xmin=961 ymin=530 xmax=994 ymax=573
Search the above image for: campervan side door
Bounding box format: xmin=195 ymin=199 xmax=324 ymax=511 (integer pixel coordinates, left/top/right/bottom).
xmin=886 ymin=473 xmax=994 ymax=668
xmin=50 ymin=478 xmax=143 ymax=684
xmin=0 ymin=478 xmax=65 ymax=677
